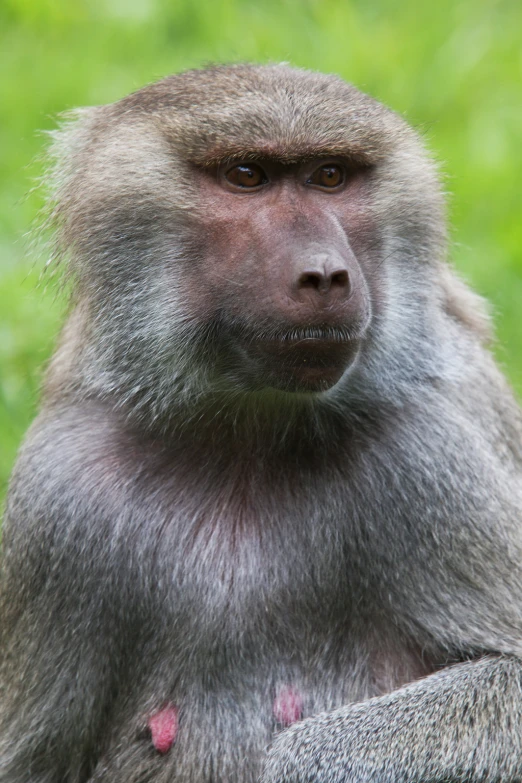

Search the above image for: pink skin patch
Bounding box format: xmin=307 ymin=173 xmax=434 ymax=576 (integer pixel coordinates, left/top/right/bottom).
xmin=273 ymin=685 xmax=303 ymax=726
xmin=148 ymin=705 xmax=179 ymax=754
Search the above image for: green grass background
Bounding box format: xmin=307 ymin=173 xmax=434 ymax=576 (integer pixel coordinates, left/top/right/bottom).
xmin=1 ymin=0 xmax=521 ymax=510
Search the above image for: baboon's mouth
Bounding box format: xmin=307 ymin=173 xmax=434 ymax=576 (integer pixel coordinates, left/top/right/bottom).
xmin=247 ymin=335 xmax=359 ymax=393
xmin=256 ymin=325 xmax=357 ymax=344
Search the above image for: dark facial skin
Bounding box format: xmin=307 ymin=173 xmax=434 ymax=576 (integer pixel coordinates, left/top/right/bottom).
xmin=192 ymin=158 xmax=373 ymax=393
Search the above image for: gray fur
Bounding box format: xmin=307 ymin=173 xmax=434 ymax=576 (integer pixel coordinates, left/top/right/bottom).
xmin=1 ymin=64 xmax=522 ymax=783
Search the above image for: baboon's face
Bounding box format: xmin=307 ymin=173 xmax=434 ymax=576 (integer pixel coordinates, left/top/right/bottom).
xmin=188 ymin=156 xmax=373 ymax=393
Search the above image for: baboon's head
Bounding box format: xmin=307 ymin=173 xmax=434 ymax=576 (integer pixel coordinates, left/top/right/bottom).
xmin=46 ymin=65 xmax=447 ymax=424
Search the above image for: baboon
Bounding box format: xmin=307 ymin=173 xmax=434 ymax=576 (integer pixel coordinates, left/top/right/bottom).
xmin=1 ymin=64 xmax=522 ymax=783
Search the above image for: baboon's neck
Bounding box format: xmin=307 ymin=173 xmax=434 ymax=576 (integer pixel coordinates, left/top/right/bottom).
xmin=123 ymin=387 xmax=380 ymax=469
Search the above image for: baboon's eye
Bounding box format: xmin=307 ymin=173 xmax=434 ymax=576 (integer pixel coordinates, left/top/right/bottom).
xmin=307 ymin=164 xmax=345 ymax=189
xmin=225 ymin=164 xmax=268 ymax=189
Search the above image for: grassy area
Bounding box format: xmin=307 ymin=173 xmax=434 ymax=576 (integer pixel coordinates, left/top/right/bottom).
xmin=1 ymin=0 xmax=521 ymax=508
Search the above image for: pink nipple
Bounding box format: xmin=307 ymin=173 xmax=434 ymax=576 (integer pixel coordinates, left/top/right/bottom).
xmin=148 ymin=704 xmax=179 ymax=753
xmin=273 ymin=685 xmax=303 ymax=726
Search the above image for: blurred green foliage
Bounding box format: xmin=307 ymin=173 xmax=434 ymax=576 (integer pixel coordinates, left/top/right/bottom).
xmin=1 ymin=0 xmax=521 ymax=508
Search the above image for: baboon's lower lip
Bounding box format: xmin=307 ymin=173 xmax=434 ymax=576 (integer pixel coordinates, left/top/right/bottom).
xmin=255 ymin=337 xmax=351 ymax=352
xmin=247 ymin=337 xmax=359 ymax=392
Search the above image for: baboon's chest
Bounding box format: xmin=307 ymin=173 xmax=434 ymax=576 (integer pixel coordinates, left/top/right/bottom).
xmin=136 ymin=492 xmax=432 ymax=701
xmin=95 ymin=622 xmax=432 ymax=783
xmin=96 ymin=465 xmax=435 ymax=782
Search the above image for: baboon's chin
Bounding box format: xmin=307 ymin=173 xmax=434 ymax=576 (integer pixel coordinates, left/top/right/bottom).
xmin=247 ymin=338 xmax=360 ymax=394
